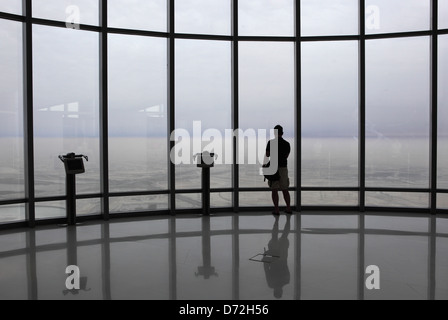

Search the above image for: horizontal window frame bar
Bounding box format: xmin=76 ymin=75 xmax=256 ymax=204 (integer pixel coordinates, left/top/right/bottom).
xmin=109 ymin=190 xmax=170 ymax=198
xmin=3 ymin=14 xmax=447 ymax=41
xmin=2 ymin=187 xmax=447 ymax=207
xmin=364 ymin=206 xmax=431 ymax=213
xmin=365 ymin=188 xmax=431 ymax=193
xmin=0 ymin=11 xmax=25 ymax=22
xmin=31 ymin=17 xmax=101 ymax=32
xmin=0 ymin=199 xmax=27 ymax=206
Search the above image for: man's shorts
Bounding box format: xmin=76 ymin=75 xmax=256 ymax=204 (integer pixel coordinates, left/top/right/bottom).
xmin=268 ymin=167 xmax=290 ymax=191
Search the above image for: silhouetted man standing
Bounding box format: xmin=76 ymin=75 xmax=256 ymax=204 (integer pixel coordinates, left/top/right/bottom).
xmin=266 ymin=125 xmax=291 ymax=215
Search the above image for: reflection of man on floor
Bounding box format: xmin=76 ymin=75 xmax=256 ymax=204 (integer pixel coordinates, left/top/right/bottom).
xmin=263 ymin=215 xmax=291 ymax=299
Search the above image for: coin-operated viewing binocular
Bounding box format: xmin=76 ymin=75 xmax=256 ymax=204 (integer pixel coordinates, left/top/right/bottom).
xmin=193 ymin=152 xmax=218 ymax=215
xmin=194 ymin=152 xmax=218 ymax=168
xmin=59 ymin=153 xmax=89 ymax=175
xmin=58 ymin=153 xmax=89 ymax=226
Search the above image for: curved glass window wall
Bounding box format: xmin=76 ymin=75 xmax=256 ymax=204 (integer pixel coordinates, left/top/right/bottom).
xmin=0 ymin=0 xmax=447 ymax=226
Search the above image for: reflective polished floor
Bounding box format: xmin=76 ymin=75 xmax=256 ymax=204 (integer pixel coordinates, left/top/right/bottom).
xmin=0 ymin=212 xmax=448 ymax=300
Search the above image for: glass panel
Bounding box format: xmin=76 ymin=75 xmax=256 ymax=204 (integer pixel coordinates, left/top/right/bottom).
xmin=365 ymin=0 xmax=430 ymax=34
xmin=439 ymin=35 xmax=448 ymax=189
xmin=366 ymin=37 xmax=430 ymax=188
xmin=302 ymin=139 xmax=358 ymax=187
xmin=438 ymin=194 xmax=448 ymax=209
xmin=441 ymin=0 xmax=448 ymax=29
xmin=35 ymin=201 xmax=66 ymax=220
xmin=32 ymin=0 xmax=99 ymax=26
xmin=33 ymin=26 xmax=100 ymax=198
xmin=0 ymin=204 xmax=25 ymax=224
xmin=301 ymin=0 xmax=358 ymax=36
xmin=239 ymin=42 xmax=295 ymax=188
xmin=108 ymin=0 xmax=167 ymax=32
xmin=238 ymin=0 xmax=294 ymax=36
xmin=211 ymin=192 xmax=232 ymax=208
xmin=176 ymin=193 xmax=201 ymax=210
xmin=302 ymin=191 xmax=358 ymax=206
xmin=109 ymin=195 xmax=168 ymax=214
xmin=175 ymin=0 xmax=231 ymax=35
xmin=0 ymin=0 xmax=22 ymax=15
xmin=175 ymin=39 xmax=231 ymax=190
xmin=77 ymin=198 xmax=101 ymax=216
xmin=301 ymin=214 xmax=358 ymax=299
xmin=302 ymin=41 xmax=358 ymax=188
xmin=108 ymin=35 xmax=168 ymax=193
xmin=366 ymin=192 xmax=430 ymax=208
xmin=239 ymin=192 xmax=296 ymax=208
xmin=0 ymin=19 xmax=24 ymax=201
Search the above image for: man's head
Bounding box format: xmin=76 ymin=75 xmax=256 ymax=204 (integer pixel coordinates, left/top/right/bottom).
xmin=274 ymin=125 xmax=284 ymax=138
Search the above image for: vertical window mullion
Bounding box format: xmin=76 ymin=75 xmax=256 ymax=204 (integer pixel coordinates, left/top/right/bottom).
xmin=295 ymin=0 xmax=302 ymax=212
xmin=232 ymin=0 xmax=239 ymax=212
xmin=99 ymin=0 xmax=109 ymax=220
xmin=359 ymin=0 xmax=366 ymax=212
xmin=168 ymin=0 xmax=176 ymax=214
xmin=431 ymin=0 xmax=438 ymax=214
xmin=23 ymin=0 xmax=35 ymax=227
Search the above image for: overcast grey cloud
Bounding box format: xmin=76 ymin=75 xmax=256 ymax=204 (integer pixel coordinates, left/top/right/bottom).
xmin=441 ymin=0 xmax=448 ymax=29
xmin=108 ymin=33 xmax=167 ymax=137
xmin=33 ymin=0 xmax=99 ymax=25
xmin=0 ymin=0 xmax=446 ymax=139
xmin=0 ymin=18 xmax=22 ymax=138
xmin=440 ymin=35 xmax=448 ymax=137
xmin=302 ymin=40 xmax=358 ymax=138
xmin=239 ymin=0 xmax=294 ymax=36
xmin=301 ymin=0 xmax=358 ymax=36
xmin=176 ymin=0 xmax=230 ymax=35
xmin=0 ymin=0 xmax=22 ymax=15
xmin=365 ymin=0 xmax=430 ymax=33
xmin=109 ymin=0 xmax=166 ymax=32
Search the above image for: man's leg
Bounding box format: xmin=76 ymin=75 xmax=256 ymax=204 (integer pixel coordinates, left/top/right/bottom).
xmin=272 ymin=189 xmax=280 ymax=215
xmin=279 ymin=168 xmax=292 ymax=214
xmin=282 ymin=190 xmax=291 ymax=213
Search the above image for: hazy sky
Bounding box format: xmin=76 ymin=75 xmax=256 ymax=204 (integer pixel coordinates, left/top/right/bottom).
xmin=0 ymin=0 xmax=447 ymax=139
